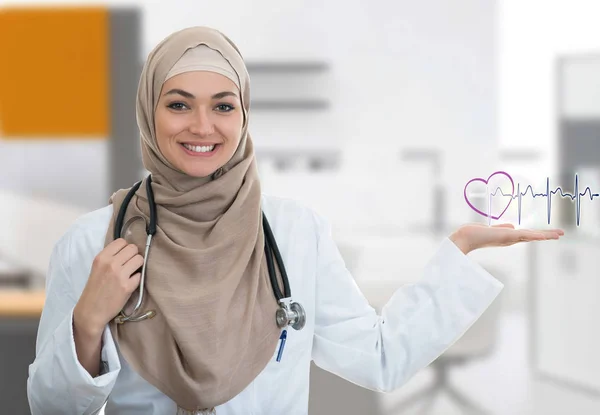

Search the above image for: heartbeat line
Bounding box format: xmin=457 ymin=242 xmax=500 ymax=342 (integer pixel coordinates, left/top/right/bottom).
xmin=464 ymin=172 xmax=599 ymax=226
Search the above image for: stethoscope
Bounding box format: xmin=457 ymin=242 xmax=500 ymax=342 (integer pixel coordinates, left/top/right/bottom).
xmin=112 ymin=174 xmax=306 ymax=333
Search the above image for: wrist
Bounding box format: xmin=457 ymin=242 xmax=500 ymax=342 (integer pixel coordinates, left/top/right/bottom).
xmin=73 ymin=303 xmax=105 ymax=341
xmin=449 ymin=230 xmax=472 ymax=255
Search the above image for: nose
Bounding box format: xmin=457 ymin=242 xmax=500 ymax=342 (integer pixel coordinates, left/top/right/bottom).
xmin=189 ymin=108 xmax=215 ymax=137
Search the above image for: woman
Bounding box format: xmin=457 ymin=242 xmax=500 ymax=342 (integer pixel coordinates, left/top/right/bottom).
xmin=26 ymin=26 xmax=562 ymax=415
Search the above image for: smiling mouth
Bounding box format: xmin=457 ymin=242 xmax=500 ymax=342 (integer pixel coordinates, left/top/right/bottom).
xmin=181 ymin=143 xmax=219 ymax=153
xmin=179 ymin=143 xmax=223 ymax=158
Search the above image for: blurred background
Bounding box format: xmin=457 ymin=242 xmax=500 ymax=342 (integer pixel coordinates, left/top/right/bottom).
xmin=1 ymin=0 xmax=600 ymax=413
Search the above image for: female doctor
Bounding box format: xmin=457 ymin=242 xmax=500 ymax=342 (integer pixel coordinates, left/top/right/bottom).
xmin=26 ymin=26 xmax=563 ymax=415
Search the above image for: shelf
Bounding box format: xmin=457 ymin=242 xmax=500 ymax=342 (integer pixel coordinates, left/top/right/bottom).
xmin=250 ymin=100 xmax=330 ymax=110
xmin=499 ymin=149 xmax=543 ymax=161
xmin=256 ymin=147 xmax=340 ymax=158
xmin=256 ymin=148 xmax=341 ymax=171
xmin=0 ymin=290 xmax=45 ymax=317
xmin=246 ymin=62 xmax=329 ymax=73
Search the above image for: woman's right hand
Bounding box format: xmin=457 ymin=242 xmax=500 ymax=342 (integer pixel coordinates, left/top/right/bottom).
xmin=74 ymin=238 xmax=144 ymax=338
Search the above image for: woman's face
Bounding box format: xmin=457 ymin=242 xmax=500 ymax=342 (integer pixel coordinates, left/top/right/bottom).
xmin=154 ymin=71 xmax=244 ymax=178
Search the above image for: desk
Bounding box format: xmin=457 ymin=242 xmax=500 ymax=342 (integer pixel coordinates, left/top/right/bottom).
xmin=0 ymin=290 xmax=45 ymax=414
xmin=0 ymin=290 xmax=45 ymax=318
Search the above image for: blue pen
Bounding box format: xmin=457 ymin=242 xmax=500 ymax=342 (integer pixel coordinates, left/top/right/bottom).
xmin=276 ymin=330 xmax=287 ymax=362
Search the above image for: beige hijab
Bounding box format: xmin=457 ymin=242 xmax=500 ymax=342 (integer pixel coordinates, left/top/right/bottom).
xmin=105 ymin=27 xmax=283 ymax=413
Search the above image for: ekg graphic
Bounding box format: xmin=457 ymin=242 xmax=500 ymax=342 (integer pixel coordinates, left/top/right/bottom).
xmin=464 ymin=172 xmax=599 ymax=226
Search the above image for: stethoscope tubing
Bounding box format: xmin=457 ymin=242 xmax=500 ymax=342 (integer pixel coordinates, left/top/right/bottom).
xmin=113 ymin=175 xmax=305 ymax=330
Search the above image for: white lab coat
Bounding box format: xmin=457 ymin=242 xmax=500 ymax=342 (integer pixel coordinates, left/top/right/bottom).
xmin=27 ymin=193 xmax=503 ymax=415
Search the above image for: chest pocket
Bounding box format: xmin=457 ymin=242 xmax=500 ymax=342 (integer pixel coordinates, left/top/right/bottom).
xmin=270 ymin=327 xmax=311 ymax=366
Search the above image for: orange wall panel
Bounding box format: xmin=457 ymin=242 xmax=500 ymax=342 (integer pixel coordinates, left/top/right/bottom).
xmin=0 ymin=7 xmax=109 ymax=138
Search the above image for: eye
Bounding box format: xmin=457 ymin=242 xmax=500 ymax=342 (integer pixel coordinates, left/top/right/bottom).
xmin=167 ymin=102 xmax=189 ymax=111
xmin=215 ymin=103 xmax=235 ymax=112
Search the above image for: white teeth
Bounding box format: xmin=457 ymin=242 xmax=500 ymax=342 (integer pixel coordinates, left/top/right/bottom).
xmin=183 ymin=144 xmax=215 ymax=153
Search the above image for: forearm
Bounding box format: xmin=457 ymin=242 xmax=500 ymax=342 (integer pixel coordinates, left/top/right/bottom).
xmin=28 ymin=307 xmax=122 ymax=415
xmin=73 ymin=308 xmax=103 ymax=378
xmin=28 ymin=239 xmax=122 ymax=414
xmin=313 ymin=235 xmax=503 ymax=393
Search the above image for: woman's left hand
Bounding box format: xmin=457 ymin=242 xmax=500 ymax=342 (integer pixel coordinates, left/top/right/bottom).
xmin=449 ymin=223 xmax=564 ymax=255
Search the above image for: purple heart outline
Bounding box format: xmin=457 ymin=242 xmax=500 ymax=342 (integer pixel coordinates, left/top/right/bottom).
xmin=464 ymin=171 xmax=515 ymax=220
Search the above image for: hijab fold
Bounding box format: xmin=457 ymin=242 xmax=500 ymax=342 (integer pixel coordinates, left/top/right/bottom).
xmin=105 ymin=27 xmax=283 ymax=413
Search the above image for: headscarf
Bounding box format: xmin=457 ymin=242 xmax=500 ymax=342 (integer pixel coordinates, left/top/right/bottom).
xmin=105 ymin=26 xmax=283 ymax=414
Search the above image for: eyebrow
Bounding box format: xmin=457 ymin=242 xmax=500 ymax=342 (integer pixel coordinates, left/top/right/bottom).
xmin=163 ymin=89 xmax=238 ymax=100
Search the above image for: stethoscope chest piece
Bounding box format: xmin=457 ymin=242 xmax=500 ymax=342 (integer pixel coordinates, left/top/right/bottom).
xmin=262 ymin=211 xmax=307 ymax=332
xmin=114 ymin=174 xmax=307 ymax=331
xmin=276 ymin=300 xmax=306 ymax=331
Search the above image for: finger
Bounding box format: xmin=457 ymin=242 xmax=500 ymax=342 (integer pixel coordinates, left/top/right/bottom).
xmin=515 ymin=228 xmax=564 ymax=238
xmin=104 ymin=238 xmax=129 ymax=256
xmin=512 ymin=230 xmax=548 ymax=242
xmin=540 ymin=234 xmax=559 ymax=240
xmin=477 ymin=227 xmax=528 ymax=246
xmin=122 ymin=254 xmax=144 ymax=277
xmin=532 ymin=230 xmax=562 ymax=239
xmin=114 ymin=244 xmax=139 ymax=266
xmin=126 ymin=272 xmax=142 ymax=293
xmin=522 ymin=228 xmax=564 ymax=236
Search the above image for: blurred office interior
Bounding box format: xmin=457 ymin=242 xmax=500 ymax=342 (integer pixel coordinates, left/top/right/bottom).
xmin=1 ymin=0 xmax=600 ymax=413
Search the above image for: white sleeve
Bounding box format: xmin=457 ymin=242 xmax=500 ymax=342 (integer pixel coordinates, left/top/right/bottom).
xmin=310 ymin=214 xmax=504 ymax=393
xmin=27 ymin=233 xmax=122 ymax=415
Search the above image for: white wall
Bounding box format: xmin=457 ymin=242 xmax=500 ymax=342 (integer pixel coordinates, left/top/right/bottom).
xmin=495 ymin=0 xmax=600 ymax=313
xmin=0 ymin=139 xmax=109 ymax=209
xmin=0 ymin=0 xmax=497 ymax=230
xmin=498 ymin=0 xmax=600 ymax=176
xmin=142 ymin=0 xmax=498 ymax=233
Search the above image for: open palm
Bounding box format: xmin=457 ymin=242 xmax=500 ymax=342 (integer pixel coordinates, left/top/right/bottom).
xmin=452 ymin=223 xmax=564 ymax=254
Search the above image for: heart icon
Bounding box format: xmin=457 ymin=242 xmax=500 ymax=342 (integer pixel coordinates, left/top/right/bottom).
xmin=464 ymin=171 xmax=515 ymax=220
